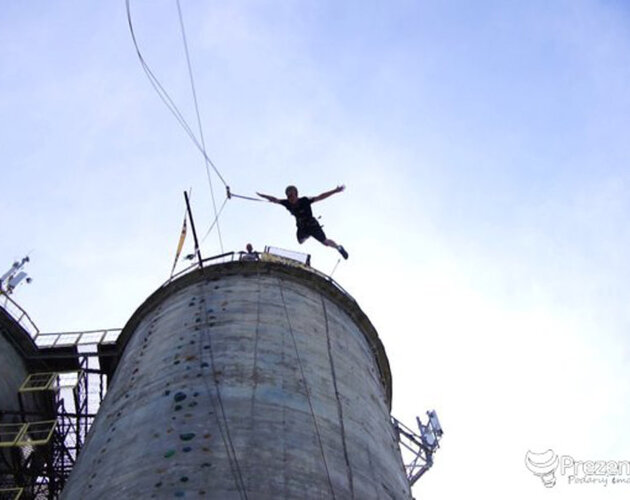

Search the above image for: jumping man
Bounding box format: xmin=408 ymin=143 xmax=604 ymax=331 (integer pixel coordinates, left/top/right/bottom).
xmin=256 ymin=185 xmax=349 ymax=259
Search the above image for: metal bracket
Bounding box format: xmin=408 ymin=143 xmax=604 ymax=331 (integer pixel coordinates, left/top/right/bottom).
xmin=392 ymin=410 xmax=444 ymax=486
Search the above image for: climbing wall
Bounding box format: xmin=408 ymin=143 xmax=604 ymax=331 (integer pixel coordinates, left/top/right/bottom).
xmin=61 ymin=263 xmax=411 ymax=499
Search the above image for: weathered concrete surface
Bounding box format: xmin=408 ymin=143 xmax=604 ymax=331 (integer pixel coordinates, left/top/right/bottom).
xmin=0 ymin=324 xmax=30 ymax=419
xmin=0 ymin=308 xmax=75 ymax=417
xmin=0 ymin=309 xmax=36 ymax=484
xmin=62 ymin=262 xmax=411 ymax=499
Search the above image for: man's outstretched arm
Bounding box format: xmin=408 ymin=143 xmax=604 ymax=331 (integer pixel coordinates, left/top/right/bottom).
xmin=311 ymin=185 xmax=345 ymax=203
xmin=256 ymin=192 xmax=282 ymax=204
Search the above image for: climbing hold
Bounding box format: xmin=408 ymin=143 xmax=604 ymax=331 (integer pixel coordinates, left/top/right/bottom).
xmin=174 ymin=392 xmax=187 ymax=402
xmin=180 ymin=433 xmax=196 ymax=441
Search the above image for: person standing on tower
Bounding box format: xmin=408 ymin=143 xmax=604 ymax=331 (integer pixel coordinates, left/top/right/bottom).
xmin=256 ymin=185 xmax=349 ymax=259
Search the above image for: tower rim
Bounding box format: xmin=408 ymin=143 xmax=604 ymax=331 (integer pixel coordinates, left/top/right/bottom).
xmin=102 ymin=258 xmax=393 ymax=409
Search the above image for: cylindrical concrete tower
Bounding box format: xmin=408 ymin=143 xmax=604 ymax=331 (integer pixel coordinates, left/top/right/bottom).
xmin=62 ymin=259 xmax=411 ymax=499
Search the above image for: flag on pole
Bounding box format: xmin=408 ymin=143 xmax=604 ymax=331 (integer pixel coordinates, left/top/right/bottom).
xmin=170 ymin=214 xmax=188 ymax=278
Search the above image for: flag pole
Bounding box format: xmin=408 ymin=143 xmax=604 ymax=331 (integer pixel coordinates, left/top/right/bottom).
xmin=184 ymin=191 xmax=204 ymax=269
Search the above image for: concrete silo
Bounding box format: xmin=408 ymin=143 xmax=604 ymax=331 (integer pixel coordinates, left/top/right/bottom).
xmin=62 ymin=257 xmax=411 ymax=499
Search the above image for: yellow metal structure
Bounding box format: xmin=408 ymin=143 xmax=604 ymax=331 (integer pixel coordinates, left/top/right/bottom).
xmin=18 ymin=372 xmax=56 ymax=392
xmin=16 ymin=421 xmax=57 ymax=447
xmin=0 ymin=487 xmax=23 ymax=500
xmin=0 ymin=421 xmax=57 ymax=448
xmin=19 ymin=371 xmax=82 ymax=393
xmin=0 ymin=424 xmax=26 ymax=448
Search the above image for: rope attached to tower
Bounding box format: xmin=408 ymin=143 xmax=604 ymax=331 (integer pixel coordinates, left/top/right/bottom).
xmin=126 ymin=0 xmax=263 ymax=252
xmin=278 ymin=278 xmax=337 ymax=499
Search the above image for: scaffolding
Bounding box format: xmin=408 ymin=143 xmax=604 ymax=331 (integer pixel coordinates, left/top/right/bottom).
xmin=0 ymin=354 xmax=107 ymax=499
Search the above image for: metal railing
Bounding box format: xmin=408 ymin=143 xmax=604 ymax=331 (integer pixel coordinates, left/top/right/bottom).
xmin=164 ymin=248 xmax=355 ymax=303
xmin=32 ymin=329 xmax=122 ymax=349
xmin=0 ymin=292 xmax=39 ymax=338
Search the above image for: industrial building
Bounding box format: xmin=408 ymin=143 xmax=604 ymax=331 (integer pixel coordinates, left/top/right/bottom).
xmin=1 ymin=250 xmax=441 ymax=499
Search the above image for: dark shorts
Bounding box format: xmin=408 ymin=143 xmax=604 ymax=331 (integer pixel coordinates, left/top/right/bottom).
xmin=297 ymin=219 xmax=326 ymax=243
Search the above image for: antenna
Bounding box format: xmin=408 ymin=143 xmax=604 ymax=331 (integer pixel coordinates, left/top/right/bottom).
xmin=428 ymin=410 xmax=443 ymax=436
xmin=0 ymin=256 xmax=32 ymax=295
xmin=392 ymin=409 xmax=444 ymax=486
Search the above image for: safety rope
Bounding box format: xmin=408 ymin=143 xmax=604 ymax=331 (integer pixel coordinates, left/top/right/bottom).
xmin=321 ymin=294 xmax=355 ymax=498
xmin=126 ymin=0 xmax=226 ymax=184
xmin=329 ymin=258 xmax=341 ymax=278
xmin=198 ymin=284 xmax=249 ymax=499
xmin=200 ymin=196 xmax=229 ymax=243
xmin=226 ymin=187 xmax=264 ymax=202
xmin=126 ymin=1 xmax=273 ymax=250
xmin=126 ymin=1 xmax=233 ymax=243
xmin=176 ymin=0 xmax=224 ymax=252
xmin=278 ymin=279 xmax=336 ymax=499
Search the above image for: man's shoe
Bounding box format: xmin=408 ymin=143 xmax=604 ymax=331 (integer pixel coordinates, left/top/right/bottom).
xmin=338 ymin=246 xmax=349 ymax=260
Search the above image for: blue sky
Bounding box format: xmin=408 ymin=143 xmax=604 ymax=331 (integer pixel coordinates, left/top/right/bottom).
xmin=2 ymin=1 xmax=630 ymax=498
